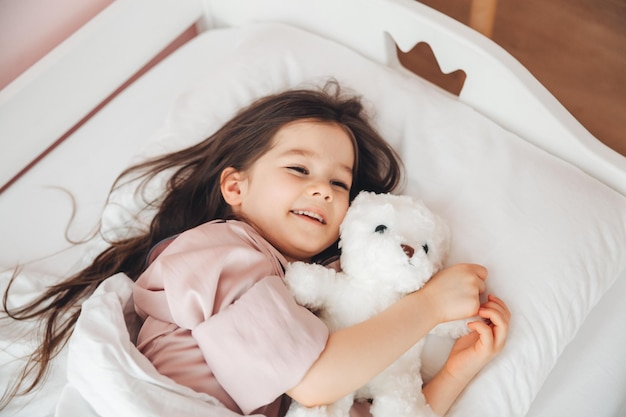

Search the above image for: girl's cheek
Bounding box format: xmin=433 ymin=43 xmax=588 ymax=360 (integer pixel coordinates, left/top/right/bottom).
xmin=335 ymin=205 xmax=349 ymax=226
xmin=340 ymin=198 xmax=351 ymax=215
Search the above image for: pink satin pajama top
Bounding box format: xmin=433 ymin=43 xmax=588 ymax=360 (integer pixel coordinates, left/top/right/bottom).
xmin=133 ymin=220 xmax=329 ymax=416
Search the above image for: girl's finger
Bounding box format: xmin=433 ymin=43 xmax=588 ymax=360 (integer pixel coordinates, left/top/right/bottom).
xmin=467 ymin=320 xmax=494 ymax=350
xmin=479 ymin=304 xmax=507 ymax=324
xmin=477 ymin=304 xmax=509 ymax=351
xmin=481 ymin=295 xmax=511 ymax=321
xmin=487 ymin=294 xmax=511 ymax=317
xmin=479 ymin=304 xmax=508 ymax=328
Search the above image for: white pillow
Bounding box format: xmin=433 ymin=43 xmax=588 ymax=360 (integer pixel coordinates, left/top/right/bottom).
xmin=100 ymin=23 xmax=626 ymax=417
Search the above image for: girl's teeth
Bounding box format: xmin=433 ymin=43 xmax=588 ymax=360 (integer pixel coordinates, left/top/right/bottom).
xmin=293 ymin=210 xmax=324 ymax=223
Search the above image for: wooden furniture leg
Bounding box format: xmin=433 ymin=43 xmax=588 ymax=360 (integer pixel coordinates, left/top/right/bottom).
xmin=469 ymin=0 xmax=498 ymax=37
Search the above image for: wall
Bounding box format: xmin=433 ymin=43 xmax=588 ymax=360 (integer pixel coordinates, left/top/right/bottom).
xmin=0 ymin=0 xmax=114 ymax=89
xmin=0 ymin=0 xmax=196 ymax=192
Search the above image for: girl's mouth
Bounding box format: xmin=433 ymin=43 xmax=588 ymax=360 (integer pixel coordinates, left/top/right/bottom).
xmin=291 ymin=210 xmax=326 ymax=224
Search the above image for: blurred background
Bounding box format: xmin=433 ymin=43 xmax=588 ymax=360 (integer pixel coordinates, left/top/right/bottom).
xmin=402 ymin=0 xmax=626 ymax=157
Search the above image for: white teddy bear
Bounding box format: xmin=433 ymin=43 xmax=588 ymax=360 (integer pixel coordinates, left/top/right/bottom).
xmin=284 ymin=191 xmax=471 ymax=417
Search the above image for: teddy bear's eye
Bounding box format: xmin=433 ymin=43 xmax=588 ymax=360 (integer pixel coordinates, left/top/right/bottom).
xmin=422 ymin=244 xmax=429 ymax=254
xmin=375 ymin=225 xmax=387 ymax=234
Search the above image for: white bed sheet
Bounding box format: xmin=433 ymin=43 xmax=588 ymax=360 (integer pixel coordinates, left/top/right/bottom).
xmin=1 ymin=24 xmax=625 ymax=417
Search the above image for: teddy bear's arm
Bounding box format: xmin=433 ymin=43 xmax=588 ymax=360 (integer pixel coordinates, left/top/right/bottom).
xmin=430 ymin=317 xmax=474 ymax=339
xmin=284 ymin=261 xmax=338 ymax=310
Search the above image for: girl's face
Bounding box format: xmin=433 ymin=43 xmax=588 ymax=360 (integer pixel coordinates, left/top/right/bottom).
xmin=222 ymin=120 xmax=355 ymax=262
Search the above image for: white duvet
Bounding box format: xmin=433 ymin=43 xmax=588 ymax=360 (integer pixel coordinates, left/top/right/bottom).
xmin=1 ymin=272 xmax=245 ymax=417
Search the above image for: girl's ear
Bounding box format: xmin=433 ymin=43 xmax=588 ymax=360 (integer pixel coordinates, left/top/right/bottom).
xmin=220 ymin=167 xmax=247 ymax=206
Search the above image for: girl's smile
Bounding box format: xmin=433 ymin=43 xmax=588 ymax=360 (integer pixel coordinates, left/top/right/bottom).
xmin=290 ymin=209 xmax=326 ymax=224
xmin=221 ymin=119 xmax=355 ymax=262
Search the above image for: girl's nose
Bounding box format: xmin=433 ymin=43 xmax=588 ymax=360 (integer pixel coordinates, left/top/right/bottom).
xmin=309 ymin=182 xmax=333 ymax=202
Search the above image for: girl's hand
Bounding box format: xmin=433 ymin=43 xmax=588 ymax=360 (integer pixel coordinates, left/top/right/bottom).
xmin=422 ymin=295 xmax=510 ymax=416
xmin=421 ymin=264 xmax=488 ymax=324
xmin=443 ymin=294 xmax=510 ymax=383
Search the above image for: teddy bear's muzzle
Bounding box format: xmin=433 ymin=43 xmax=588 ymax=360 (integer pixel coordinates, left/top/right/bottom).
xmin=401 ymin=244 xmax=415 ymax=258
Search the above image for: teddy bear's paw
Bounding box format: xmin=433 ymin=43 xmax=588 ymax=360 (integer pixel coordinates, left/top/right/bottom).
xmin=284 ymin=261 xmax=335 ymax=307
xmin=326 ymin=396 xmax=355 ymax=417
xmin=285 ymin=394 xmax=353 ymax=417
xmin=430 ymin=317 xmax=475 ymax=339
xmin=285 ymin=402 xmax=331 ymax=417
xmin=369 ymin=393 xmax=432 ymax=417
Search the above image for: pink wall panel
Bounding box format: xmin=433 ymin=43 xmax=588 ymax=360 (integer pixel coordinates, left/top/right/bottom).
xmin=0 ymin=0 xmax=114 ymax=89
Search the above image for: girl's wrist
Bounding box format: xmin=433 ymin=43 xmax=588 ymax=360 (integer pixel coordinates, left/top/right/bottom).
xmin=442 ymin=355 xmax=484 ymax=388
xmin=441 ymin=363 xmax=473 ymax=387
xmin=410 ymin=286 xmax=444 ymax=328
xmin=423 ymin=366 xmax=472 ymax=416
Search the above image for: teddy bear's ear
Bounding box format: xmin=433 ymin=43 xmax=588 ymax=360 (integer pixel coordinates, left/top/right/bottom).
xmin=353 ymin=190 xmax=372 ymax=204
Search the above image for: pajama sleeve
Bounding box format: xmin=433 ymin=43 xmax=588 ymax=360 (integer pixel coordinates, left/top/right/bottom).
xmin=193 ymin=275 xmax=328 ymax=414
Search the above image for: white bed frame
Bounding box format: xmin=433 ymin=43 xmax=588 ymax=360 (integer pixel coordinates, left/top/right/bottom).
xmin=1 ymin=0 xmax=624 ymax=196
xmin=1 ymin=1 xmax=625 ymax=416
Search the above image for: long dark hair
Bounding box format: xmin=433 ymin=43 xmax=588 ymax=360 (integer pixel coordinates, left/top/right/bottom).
xmin=1 ymin=81 xmax=403 ymax=407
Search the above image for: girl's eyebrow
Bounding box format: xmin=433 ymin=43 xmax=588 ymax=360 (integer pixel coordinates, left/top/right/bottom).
xmin=280 ymin=148 xmax=353 ymax=175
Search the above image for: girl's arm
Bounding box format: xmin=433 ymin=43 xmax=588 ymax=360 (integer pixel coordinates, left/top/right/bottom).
xmin=287 ymin=263 xmax=488 ymax=407
xmin=423 ymin=294 xmax=510 ymax=416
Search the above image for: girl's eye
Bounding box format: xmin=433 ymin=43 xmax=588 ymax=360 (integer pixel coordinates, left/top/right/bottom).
xmin=288 ymin=166 xmax=308 ymax=175
xmin=331 ymin=180 xmax=350 ymax=191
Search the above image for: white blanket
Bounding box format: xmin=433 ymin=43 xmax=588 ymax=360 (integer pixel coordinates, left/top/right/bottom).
xmin=58 ymin=273 xmax=247 ymax=417
xmin=0 ymin=271 xmax=244 ymax=417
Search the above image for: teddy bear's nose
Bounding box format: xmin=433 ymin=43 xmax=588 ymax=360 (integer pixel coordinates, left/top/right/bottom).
xmin=401 ymin=244 xmax=415 ymax=258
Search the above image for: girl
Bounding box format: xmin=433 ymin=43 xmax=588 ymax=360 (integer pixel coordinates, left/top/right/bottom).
xmin=2 ymin=82 xmax=509 ymax=416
